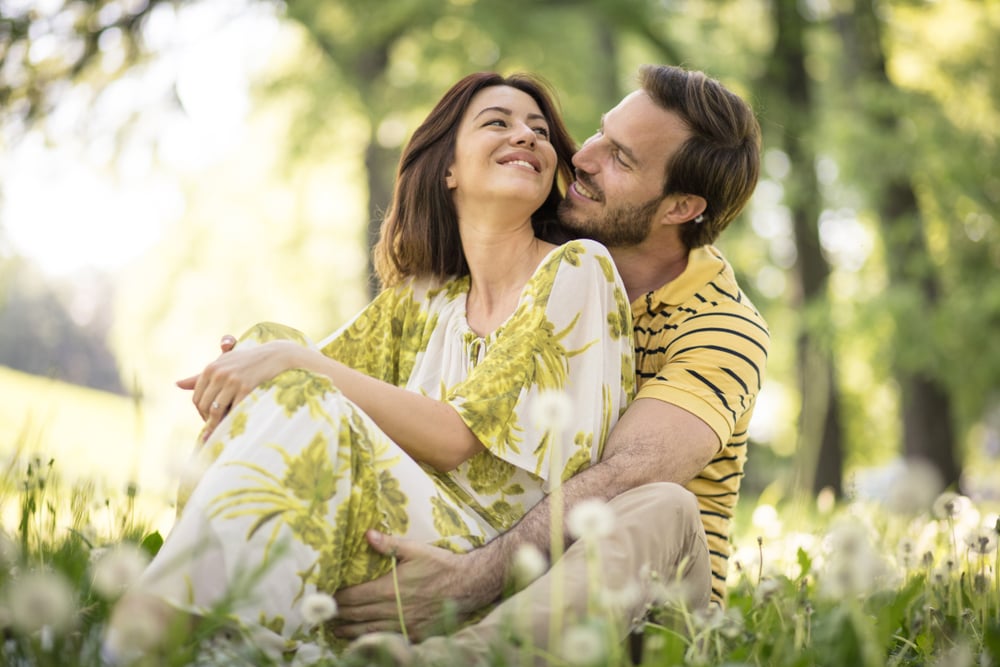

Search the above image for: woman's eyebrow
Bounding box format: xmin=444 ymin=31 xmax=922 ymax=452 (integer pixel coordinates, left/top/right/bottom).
xmin=473 ymin=106 xmax=548 ymax=124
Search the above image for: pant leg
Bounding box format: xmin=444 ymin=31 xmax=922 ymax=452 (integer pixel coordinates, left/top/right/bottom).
xmin=414 ymin=482 xmax=710 ymax=666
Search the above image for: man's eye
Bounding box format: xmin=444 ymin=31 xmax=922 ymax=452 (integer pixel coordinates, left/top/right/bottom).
xmin=613 ymin=150 xmax=629 ymax=168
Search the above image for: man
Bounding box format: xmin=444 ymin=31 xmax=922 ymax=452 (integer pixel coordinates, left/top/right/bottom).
xmin=331 ymin=64 xmax=768 ymax=664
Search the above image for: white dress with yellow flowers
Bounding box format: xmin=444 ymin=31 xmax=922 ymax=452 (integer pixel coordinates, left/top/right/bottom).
xmin=135 ymin=239 xmax=634 ymax=645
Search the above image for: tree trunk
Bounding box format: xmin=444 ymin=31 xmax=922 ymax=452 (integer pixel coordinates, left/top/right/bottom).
xmin=839 ymin=0 xmax=960 ymax=488
xmin=764 ymin=0 xmax=845 ymax=496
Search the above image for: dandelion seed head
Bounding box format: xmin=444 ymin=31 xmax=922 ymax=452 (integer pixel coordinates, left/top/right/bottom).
xmin=300 ymin=592 xmax=337 ymax=625
xmin=512 ymin=544 xmax=547 ymax=587
xmin=823 ymin=517 xmax=873 ymax=559
xmin=103 ymin=596 xmax=168 ymax=659
xmin=964 ymin=527 xmax=998 ymax=555
xmin=598 ymin=580 xmax=640 ymax=611
xmin=567 ymin=498 xmax=615 ymax=542
xmin=560 ymin=623 xmax=607 ymax=666
xmin=530 ymin=390 xmax=574 ymax=432
xmin=91 ymin=544 xmax=150 ymax=600
xmin=6 ymin=571 xmax=76 ymax=635
xmin=755 ymin=577 xmax=782 ymax=603
xmin=932 ymin=491 xmax=969 ymax=520
xmin=884 ymin=457 xmax=943 ymax=515
xmin=751 ymin=504 xmax=782 ymax=538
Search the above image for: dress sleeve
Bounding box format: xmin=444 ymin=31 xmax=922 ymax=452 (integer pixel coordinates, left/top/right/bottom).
xmin=318 ymin=282 xmax=433 ymax=387
xmin=445 ymin=240 xmax=635 ymax=487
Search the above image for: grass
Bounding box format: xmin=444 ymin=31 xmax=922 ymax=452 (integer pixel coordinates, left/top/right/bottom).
xmin=1 ymin=443 xmax=998 ymax=665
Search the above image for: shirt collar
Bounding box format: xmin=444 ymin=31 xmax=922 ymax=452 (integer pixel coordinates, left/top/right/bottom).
xmin=632 ymin=245 xmax=730 ymax=312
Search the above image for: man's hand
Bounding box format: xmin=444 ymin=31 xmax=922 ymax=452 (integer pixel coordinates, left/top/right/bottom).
xmin=333 ymin=530 xmax=501 ymax=642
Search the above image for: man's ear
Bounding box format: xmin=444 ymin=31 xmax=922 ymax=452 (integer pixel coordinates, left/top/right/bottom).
xmin=661 ymin=194 xmax=707 ymax=225
xmin=445 ymin=168 xmax=457 ymax=190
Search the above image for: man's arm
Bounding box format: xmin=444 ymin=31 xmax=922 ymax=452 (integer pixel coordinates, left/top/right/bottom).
xmin=332 ymin=397 xmax=718 ymax=639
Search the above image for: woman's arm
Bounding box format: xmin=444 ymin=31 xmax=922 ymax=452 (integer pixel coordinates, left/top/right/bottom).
xmin=191 ymin=340 xmax=484 ymax=472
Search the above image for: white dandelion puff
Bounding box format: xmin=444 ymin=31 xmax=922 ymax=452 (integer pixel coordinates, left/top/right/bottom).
xmin=567 ymin=498 xmax=615 ymax=542
xmin=530 ymin=391 xmax=574 ymax=432
xmin=932 ymin=491 xmax=969 ymax=520
xmin=964 ymin=527 xmax=998 ymax=555
xmin=300 ymin=592 xmax=338 ymax=626
xmin=102 ymin=596 xmax=169 ymax=661
xmin=512 ymin=544 xmax=547 ymax=587
xmin=560 ymin=623 xmax=607 ymax=666
xmin=6 ymin=571 xmax=77 ymax=635
xmin=884 ymin=458 xmax=943 ymax=515
xmin=91 ymin=544 xmax=150 ymax=600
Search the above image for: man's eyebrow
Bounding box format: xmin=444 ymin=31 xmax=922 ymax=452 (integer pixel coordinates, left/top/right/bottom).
xmin=599 ymin=115 xmax=640 ymax=166
xmin=474 ymin=106 xmax=548 ymax=124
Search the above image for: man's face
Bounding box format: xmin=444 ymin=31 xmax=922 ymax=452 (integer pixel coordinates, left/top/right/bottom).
xmin=558 ymin=90 xmax=692 ymax=247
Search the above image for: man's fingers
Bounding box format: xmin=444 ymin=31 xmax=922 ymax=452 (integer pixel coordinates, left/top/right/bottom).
xmin=365 ymin=530 xmax=401 ymax=557
xmin=332 ymin=620 xmax=403 ymax=640
xmin=335 ymin=576 xmax=395 ymax=607
xmin=332 ymin=599 xmax=399 ymax=623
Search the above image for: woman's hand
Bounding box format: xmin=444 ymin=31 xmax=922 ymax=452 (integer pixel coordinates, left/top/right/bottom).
xmin=176 ymin=340 xmax=307 ymax=440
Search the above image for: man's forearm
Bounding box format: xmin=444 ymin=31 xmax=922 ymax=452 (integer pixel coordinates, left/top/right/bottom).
xmin=477 ymin=456 xmax=632 ymax=600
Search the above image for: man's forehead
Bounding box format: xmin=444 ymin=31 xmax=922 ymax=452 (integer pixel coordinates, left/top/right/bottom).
xmin=603 ymin=90 xmax=687 ymax=166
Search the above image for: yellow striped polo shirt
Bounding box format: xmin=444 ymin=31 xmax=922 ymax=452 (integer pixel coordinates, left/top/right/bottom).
xmin=631 ymin=245 xmax=769 ymax=606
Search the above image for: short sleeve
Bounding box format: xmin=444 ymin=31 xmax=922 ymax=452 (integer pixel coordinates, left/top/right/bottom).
xmin=318 ymin=282 xmax=436 ymax=387
xmin=445 ymin=240 xmax=634 ymax=487
xmin=635 ymin=309 xmax=768 ymax=449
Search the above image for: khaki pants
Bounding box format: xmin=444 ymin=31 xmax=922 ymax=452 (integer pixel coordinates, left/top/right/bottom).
xmin=414 ymin=482 xmax=710 ymax=666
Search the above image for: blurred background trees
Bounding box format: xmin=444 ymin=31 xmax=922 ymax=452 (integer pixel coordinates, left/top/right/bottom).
xmin=1 ymin=0 xmax=997 ymax=505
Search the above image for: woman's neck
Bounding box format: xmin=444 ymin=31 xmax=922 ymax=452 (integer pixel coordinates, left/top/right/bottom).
xmin=460 ymin=219 xmax=554 ymax=336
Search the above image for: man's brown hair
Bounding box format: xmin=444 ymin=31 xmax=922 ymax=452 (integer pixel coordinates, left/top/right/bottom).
xmin=374 ymin=72 xmax=576 ymax=286
xmin=640 ymin=64 xmax=761 ymax=249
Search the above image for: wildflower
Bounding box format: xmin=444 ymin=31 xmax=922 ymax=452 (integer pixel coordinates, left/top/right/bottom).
xmin=6 ymin=571 xmax=76 ymax=635
xmin=896 ymin=537 xmax=918 ymax=570
xmin=567 ymin=498 xmax=614 ymax=541
xmin=932 ymin=491 xmax=969 ymax=520
xmin=512 ymin=544 xmax=547 ymax=587
xmin=751 ymin=504 xmax=782 ymax=538
xmin=599 ymin=580 xmax=641 ymax=611
xmin=964 ymin=527 xmax=998 ymax=555
xmin=560 ymin=623 xmax=607 ymax=666
xmin=300 ymin=592 xmax=337 ymax=626
xmin=91 ymin=544 xmax=150 ymax=600
xmin=823 ymin=517 xmax=873 ymax=558
xmin=884 ymin=457 xmax=943 ymax=515
xmin=102 ymin=595 xmax=169 ymax=661
xmin=755 ymin=577 xmax=782 ymax=603
xmin=530 ymin=391 xmax=573 ymax=431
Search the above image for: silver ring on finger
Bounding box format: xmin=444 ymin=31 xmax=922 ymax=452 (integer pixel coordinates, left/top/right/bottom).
xmin=211 ymin=400 xmax=221 ymax=410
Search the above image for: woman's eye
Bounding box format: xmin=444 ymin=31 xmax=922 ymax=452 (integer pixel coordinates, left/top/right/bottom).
xmin=533 ymin=127 xmax=550 ymax=138
xmin=485 ymin=119 xmax=507 ymax=128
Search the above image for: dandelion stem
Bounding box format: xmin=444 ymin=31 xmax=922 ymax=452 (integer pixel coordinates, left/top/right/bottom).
xmin=390 ymin=552 xmax=408 ymax=643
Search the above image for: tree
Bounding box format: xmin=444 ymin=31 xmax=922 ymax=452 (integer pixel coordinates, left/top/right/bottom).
xmin=759 ymin=0 xmax=845 ymax=496
xmin=833 ymin=0 xmax=960 ymax=487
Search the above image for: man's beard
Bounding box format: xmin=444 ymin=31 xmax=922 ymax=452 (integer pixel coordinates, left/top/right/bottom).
xmin=558 ymin=193 xmax=661 ymax=248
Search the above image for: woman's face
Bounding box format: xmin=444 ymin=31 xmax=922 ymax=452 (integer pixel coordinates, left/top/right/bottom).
xmin=446 ymin=85 xmax=558 ymax=217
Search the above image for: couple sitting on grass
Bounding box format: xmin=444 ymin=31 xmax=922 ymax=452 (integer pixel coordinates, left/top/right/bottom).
xmin=106 ymin=63 xmax=768 ymax=666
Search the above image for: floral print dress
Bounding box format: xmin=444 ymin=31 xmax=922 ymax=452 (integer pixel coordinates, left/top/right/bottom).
xmin=135 ymin=239 xmax=634 ymax=646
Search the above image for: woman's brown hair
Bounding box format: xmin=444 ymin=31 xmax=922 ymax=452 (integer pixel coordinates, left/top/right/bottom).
xmin=373 ymin=72 xmax=576 ymax=287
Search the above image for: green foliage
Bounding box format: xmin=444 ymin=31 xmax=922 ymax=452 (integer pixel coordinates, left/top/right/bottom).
xmin=2 ymin=451 xmax=998 ymax=666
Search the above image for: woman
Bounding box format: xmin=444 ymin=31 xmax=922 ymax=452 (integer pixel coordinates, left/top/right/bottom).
xmin=111 ymin=72 xmax=634 ymax=654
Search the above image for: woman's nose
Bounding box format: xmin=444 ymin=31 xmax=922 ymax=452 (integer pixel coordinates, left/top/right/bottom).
xmin=512 ymin=123 xmax=536 ymax=148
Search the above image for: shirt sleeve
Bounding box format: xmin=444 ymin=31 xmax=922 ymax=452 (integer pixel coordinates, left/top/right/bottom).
xmin=445 ymin=240 xmax=635 ymax=487
xmin=635 ymin=308 xmax=769 ymax=451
